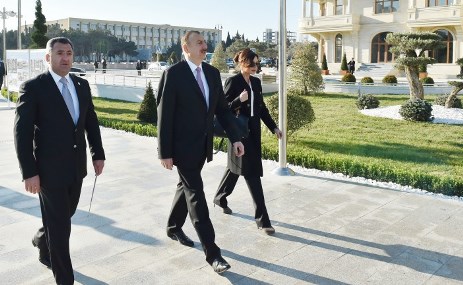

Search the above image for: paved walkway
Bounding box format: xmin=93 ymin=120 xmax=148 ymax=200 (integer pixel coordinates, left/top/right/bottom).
xmin=0 ymin=107 xmax=462 ymax=284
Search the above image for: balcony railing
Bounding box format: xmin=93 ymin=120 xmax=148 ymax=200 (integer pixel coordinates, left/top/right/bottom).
xmin=299 ymin=14 xmax=359 ymax=33
xmin=408 ymin=5 xmax=461 ymax=27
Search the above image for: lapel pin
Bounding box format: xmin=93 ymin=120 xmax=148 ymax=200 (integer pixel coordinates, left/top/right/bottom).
xmin=78 ymin=82 xmax=81 ymax=86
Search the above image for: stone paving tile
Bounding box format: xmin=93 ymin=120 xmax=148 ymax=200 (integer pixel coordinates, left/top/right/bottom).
xmin=2 ymin=108 xmax=463 ymax=284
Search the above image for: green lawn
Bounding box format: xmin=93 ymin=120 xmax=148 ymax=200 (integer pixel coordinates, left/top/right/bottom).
xmin=261 ymin=93 xmax=462 ymax=179
xmin=92 ymin=94 xmax=463 ymax=195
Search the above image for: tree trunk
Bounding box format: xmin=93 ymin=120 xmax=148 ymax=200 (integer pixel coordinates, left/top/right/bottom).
xmin=404 ymin=66 xmax=424 ymax=100
xmin=446 ymin=84 xmax=463 ymax=108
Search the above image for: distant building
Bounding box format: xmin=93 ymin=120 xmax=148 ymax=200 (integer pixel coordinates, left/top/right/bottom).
xmin=299 ymin=0 xmax=461 ymax=73
xmin=24 ymin=17 xmax=222 ymax=60
xmin=262 ymin=28 xmax=297 ymax=45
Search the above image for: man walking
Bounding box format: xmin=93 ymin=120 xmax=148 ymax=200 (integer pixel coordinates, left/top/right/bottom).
xmin=14 ymin=37 xmax=105 ymax=285
xmin=0 ymin=59 xmax=6 ymax=89
xmin=157 ymin=30 xmax=244 ymax=274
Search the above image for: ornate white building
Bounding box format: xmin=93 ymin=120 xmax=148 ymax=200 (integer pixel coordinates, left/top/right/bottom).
xmin=299 ymin=0 xmax=462 ymax=76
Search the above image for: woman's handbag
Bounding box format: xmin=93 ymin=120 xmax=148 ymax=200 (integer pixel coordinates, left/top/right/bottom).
xmin=213 ymin=111 xmax=249 ymax=139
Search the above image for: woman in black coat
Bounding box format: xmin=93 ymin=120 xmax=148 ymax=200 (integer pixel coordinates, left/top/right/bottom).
xmin=213 ymin=48 xmax=282 ymax=235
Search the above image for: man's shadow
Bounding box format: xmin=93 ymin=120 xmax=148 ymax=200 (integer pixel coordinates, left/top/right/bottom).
xmin=0 ymin=186 xmax=158 ymax=246
xmin=233 ymin=213 xmax=463 ymax=282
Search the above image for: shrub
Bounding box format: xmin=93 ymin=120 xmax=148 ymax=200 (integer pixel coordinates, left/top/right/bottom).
xmin=418 ymin=64 xmax=427 ymax=73
xmin=137 ymin=82 xmax=157 ymax=124
xmin=445 ymin=96 xmax=463 ymax=109
xmin=434 ymin=95 xmax=448 ymax=106
xmin=420 ymin=77 xmax=434 ymax=85
xmin=399 ymin=99 xmax=433 ymax=122
xmin=356 ymin=94 xmax=380 ymax=110
xmin=382 ymin=75 xmax=398 ymax=84
xmin=341 ymin=73 xmax=356 ymax=83
xmin=361 ymin=77 xmax=374 ymax=84
xmin=341 ymin=53 xmax=348 ymax=71
xmin=445 ymin=95 xmax=462 ymax=109
xmin=321 ymin=54 xmax=328 ymax=70
xmin=1 ymin=88 xmax=18 ymax=103
xmin=266 ymin=88 xmax=315 ymax=137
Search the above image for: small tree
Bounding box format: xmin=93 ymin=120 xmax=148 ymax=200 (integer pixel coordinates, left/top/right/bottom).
xmin=210 ymin=43 xmax=228 ymax=72
xmin=137 ymin=82 xmax=157 ymax=124
xmin=290 ymin=43 xmax=324 ymax=94
xmin=225 ymin=39 xmax=248 ymax=58
xmin=30 ymin=0 xmax=48 ymax=48
xmin=321 ymin=53 xmax=328 ymax=71
xmin=386 ymin=32 xmax=443 ymax=100
xmin=341 ymin=53 xmax=348 ymax=71
xmin=168 ymin=51 xmax=178 ymax=65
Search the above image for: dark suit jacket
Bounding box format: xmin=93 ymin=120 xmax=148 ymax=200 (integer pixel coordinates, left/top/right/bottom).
xmin=14 ymin=71 xmax=105 ymax=188
xmin=224 ymin=73 xmax=277 ymax=176
xmin=157 ymin=60 xmax=240 ymax=168
xmin=0 ymin=61 xmax=6 ymax=76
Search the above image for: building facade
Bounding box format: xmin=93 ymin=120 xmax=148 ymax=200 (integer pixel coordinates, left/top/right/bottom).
xmin=298 ymin=0 xmax=462 ymax=74
xmin=262 ymin=28 xmax=297 ymax=44
xmin=36 ymin=17 xmax=222 ymax=60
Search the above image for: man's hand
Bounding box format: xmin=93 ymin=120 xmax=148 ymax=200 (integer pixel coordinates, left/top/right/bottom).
xmin=161 ymin=158 xmax=173 ymax=170
xmin=93 ymin=160 xmax=105 ymax=176
xmin=232 ymin=142 xmax=245 ymax=157
xmin=24 ymin=175 xmax=41 ymax=194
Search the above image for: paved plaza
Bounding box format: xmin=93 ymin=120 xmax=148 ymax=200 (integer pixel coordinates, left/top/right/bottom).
xmin=0 ymin=101 xmax=463 ymax=284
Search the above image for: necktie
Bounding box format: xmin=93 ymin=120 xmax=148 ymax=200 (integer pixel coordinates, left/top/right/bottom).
xmin=60 ymin=77 xmax=77 ymax=124
xmin=195 ymin=67 xmax=208 ymax=108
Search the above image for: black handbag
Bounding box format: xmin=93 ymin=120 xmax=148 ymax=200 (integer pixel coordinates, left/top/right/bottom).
xmin=213 ymin=111 xmax=249 ymax=139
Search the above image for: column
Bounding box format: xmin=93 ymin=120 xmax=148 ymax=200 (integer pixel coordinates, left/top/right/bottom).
xmin=310 ymin=0 xmax=314 ymax=18
xmin=347 ymin=0 xmax=351 ymax=14
xmin=302 ymin=0 xmax=306 ymax=18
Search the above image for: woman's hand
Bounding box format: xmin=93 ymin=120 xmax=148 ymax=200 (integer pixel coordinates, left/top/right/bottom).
xmin=274 ymin=128 xmax=283 ymax=139
xmin=239 ymin=89 xmax=248 ymax=102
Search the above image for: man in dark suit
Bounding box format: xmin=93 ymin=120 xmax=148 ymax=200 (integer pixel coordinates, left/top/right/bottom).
xmin=157 ymin=30 xmax=244 ymax=274
xmin=0 ymin=59 xmax=6 ymax=89
xmin=14 ymin=37 xmax=105 ymax=285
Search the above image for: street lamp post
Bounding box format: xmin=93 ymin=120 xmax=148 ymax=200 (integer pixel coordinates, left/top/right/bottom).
xmin=18 ymin=0 xmax=21 ymax=49
xmin=2 ymin=7 xmax=17 ymax=61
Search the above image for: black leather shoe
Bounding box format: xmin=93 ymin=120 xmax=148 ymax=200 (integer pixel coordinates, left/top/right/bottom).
xmin=213 ymin=201 xmax=232 ymax=215
xmin=211 ymin=256 xmax=231 ymax=274
xmin=32 ymin=239 xmax=51 ymax=268
xmin=167 ymin=230 xmax=194 ymax=247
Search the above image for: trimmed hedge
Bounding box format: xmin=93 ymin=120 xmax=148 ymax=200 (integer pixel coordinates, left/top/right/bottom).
xmin=257 ymin=144 xmax=463 ymax=197
xmin=97 ymin=112 xmax=462 ymax=197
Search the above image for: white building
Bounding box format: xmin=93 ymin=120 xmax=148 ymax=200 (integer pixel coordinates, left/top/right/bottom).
xmin=299 ymin=0 xmax=462 ymax=77
xmin=27 ymin=17 xmax=221 ymax=60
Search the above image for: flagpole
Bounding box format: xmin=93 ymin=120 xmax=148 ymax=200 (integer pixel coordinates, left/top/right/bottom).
xmin=272 ymin=0 xmax=294 ymax=176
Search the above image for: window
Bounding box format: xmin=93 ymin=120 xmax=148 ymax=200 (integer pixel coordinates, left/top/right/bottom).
xmin=335 ymin=0 xmax=343 ymax=15
xmin=431 ymin=29 xmax=453 ymax=63
xmin=375 ymin=0 xmax=399 ymax=14
xmin=371 ymin=32 xmax=394 ymax=63
xmin=335 ymin=34 xmax=342 ymax=63
xmin=428 ymin=0 xmax=449 ymax=6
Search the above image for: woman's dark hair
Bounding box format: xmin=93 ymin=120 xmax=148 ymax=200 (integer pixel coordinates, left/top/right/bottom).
xmin=234 ymin=48 xmax=259 ymax=67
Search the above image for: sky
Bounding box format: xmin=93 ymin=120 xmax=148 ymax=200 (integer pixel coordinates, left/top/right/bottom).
xmin=4 ymin=0 xmax=302 ymax=41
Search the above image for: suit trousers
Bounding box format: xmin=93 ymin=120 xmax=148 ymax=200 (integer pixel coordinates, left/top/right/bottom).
xmin=167 ymin=164 xmax=221 ymax=264
xmin=35 ymin=180 xmax=83 ymax=285
xmin=214 ymin=169 xmax=271 ymax=228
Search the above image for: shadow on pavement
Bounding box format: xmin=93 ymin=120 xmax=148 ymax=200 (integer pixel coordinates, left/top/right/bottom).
xmin=0 ymin=186 xmax=158 ymax=246
xmin=233 ymin=213 xmax=463 ymax=282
